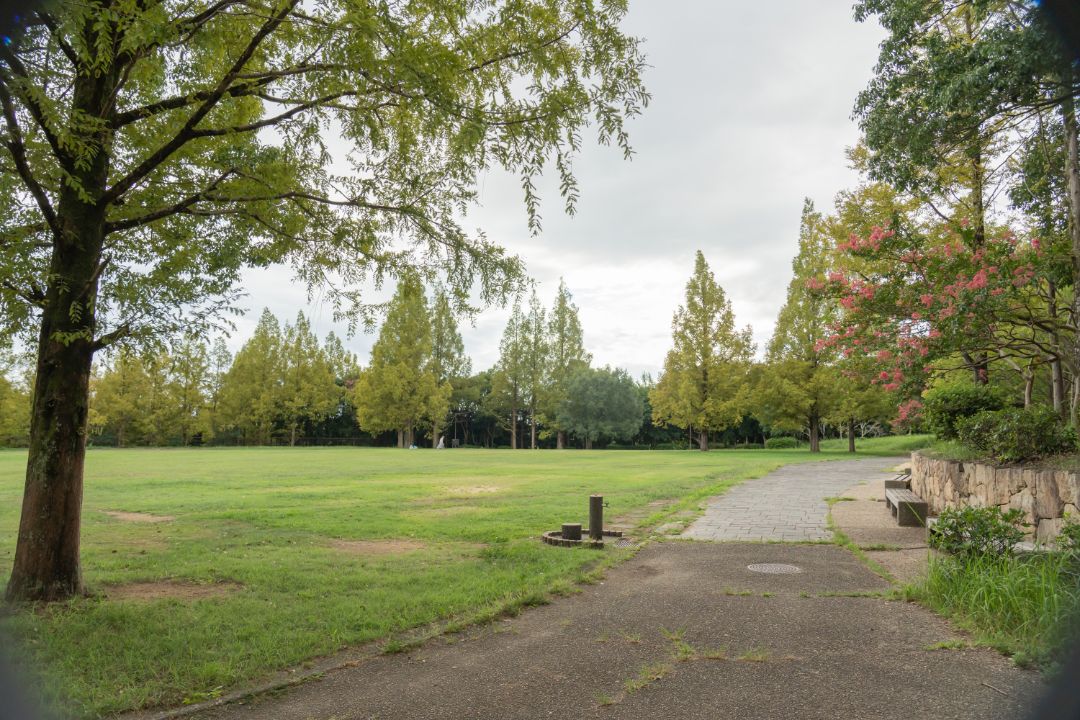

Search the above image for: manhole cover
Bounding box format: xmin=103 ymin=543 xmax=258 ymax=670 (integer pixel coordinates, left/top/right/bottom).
xmin=746 ymin=563 xmax=802 ymax=575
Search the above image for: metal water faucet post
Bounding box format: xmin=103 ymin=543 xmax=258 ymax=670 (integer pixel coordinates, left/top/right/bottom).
xmin=589 ymin=495 xmax=604 ymax=541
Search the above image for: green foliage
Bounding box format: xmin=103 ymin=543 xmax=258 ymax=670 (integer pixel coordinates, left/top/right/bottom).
xmin=542 ymin=279 xmax=591 ymax=442
xmin=217 ymin=310 xmax=285 ymax=445
xmin=1058 ymin=517 xmax=1080 ymax=555
xmin=922 ymin=384 xmax=1006 ymax=440
xmin=0 ymin=374 xmax=30 ymax=446
xmin=1 ymin=0 xmax=650 ymax=351
xmin=929 ymin=506 xmax=1027 ymax=559
xmin=763 ymin=437 xmax=799 ymax=449
xmin=353 ymin=277 xmax=450 ymax=444
xmin=651 ymin=252 xmax=754 ymax=447
xmin=556 ymin=367 xmax=643 ymax=447
xmin=915 ymin=551 xmax=1080 ymax=668
xmin=956 ymin=406 xmax=1077 ymax=463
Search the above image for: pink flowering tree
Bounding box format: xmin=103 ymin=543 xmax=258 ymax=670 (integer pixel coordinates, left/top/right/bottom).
xmin=820 ymin=220 xmax=1073 ymax=420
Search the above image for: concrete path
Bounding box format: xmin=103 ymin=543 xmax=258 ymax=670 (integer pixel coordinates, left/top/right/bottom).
xmin=186 ymin=542 xmax=1042 ymax=720
xmin=682 ymin=457 xmax=902 ymax=542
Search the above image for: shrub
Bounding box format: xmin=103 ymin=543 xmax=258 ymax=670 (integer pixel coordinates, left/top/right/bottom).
xmin=955 ymin=406 xmax=1077 ymax=463
xmin=922 ymin=384 xmax=1006 ymax=440
xmin=1058 ymin=516 xmax=1080 ymax=555
xmin=731 ymin=442 xmax=763 ymax=450
xmin=929 ymin=506 xmax=1027 ymax=558
xmin=764 ymin=437 xmax=799 ymax=449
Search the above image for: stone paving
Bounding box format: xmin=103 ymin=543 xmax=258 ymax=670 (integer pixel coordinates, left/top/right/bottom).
xmin=682 ymin=457 xmax=903 ymax=542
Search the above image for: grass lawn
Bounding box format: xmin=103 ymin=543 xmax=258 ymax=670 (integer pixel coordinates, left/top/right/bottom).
xmin=0 ymin=438 xmax=926 ymax=717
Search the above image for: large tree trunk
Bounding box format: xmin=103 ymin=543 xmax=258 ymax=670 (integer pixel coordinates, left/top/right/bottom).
xmin=5 ymin=53 xmax=119 ymax=602
xmin=557 ymin=430 xmax=565 ymax=450
xmin=530 ymin=408 xmax=537 ymax=449
xmin=585 ymin=436 xmax=593 ymax=450
xmin=1063 ymin=74 xmax=1080 ymax=427
xmin=697 ymin=429 xmax=708 ymax=451
xmin=432 ymin=421 xmax=438 ymax=448
xmin=808 ymin=414 xmax=820 ymax=453
xmin=510 ymin=394 xmax=518 ymax=449
xmin=847 ymin=418 xmax=856 ymax=454
xmin=7 ymin=195 xmax=108 ymax=602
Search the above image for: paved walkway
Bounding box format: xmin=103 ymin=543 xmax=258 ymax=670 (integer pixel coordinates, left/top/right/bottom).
xmin=682 ymin=457 xmax=902 ymax=542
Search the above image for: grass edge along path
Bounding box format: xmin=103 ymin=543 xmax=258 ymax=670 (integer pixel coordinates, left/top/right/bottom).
xmin=0 ymin=440 xmax=925 ymax=718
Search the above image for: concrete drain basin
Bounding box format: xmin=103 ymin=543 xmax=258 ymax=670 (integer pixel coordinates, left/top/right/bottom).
xmin=746 ymin=563 xmax=802 ymax=574
xmin=543 ymin=494 xmax=627 ymax=548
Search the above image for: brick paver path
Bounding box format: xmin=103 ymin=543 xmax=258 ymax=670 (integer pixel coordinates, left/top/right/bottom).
xmin=682 ymin=457 xmax=902 ymax=542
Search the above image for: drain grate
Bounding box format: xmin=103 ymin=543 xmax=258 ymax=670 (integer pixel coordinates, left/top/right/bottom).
xmin=613 ymin=537 xmax=636 ymax=548
xmin=746 ymin=563 xmax=801 ymax=575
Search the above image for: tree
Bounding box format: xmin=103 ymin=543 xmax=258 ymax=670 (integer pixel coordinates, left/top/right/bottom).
xmin=217 ymin=309 xmax=284 ymax=445
xmin=2 ymin=1 xmax=647 ymax=601
xmin=543 ymin=279 xmax=591 ymax=448
xmin=168 ymin=337 xmax=212 ymax=446
xmin=521 ymin=290 xmax=549 ymax=449
xmin=556 ymin=367 xmax=642 ymax=449
xmin=91 ymin=350 xmax=158 ymax=447
xmin=650 ymin=252 xmax=754 ymax=450
xmin=429 ymin=291 xmax=471 ymax=447
xmin=756 ymin=200 xmax=837 ymax=453
xmin=490 ymin=300 xmax=528 ymax=449
xmin=0 ymin=373 xmax=30 ymax=447
xmin=279 ymin=312 xmax=338 ymax=446
xmin=353 ymin=277 xmax=449 ymax=447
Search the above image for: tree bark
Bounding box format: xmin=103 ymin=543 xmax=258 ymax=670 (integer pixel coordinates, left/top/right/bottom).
xmin=585 ymin=436 xmax=593 ymax=450
xmin=808 ymin=414 xmax=820 ymax=453
xmin=290 ymin=426 xmax=297 ymax=446
xmin=556 ymin=430 xmax=565 ymax=450
xmin=6 ymin=54 xmax=121 ymax=602
xmin=397 ymin=429 xmax=404 ymax=448
xmin=432 ymin=421 xmax=438 ymax=448
xmin=510 ymin=395 xmax=517 ymax=449
xmin=530 ymin=408 xmax=537 ymax=449
xmin=1063 ymin=71 xmax=1080 ymax=427
xmin=697 ymin=429 xmax=708 ymax=451
xmin=847 ymin=418 xmax=856 ymax=454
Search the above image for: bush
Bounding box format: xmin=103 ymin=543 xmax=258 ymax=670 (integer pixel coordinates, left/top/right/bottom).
xmin=955 ymin=406 xmax=1077 ymax=463
xmin=1058 ymin=516 xmax=1080 ymax=555
xmin=923 ymin=384 xmax=1006 ymax=440
xmin=929 ymin=506 xmax=1027 ymax=558
xmin=764 ymin=437 xmax=799 ymax=449
xmin=731 ymin=442 xmax=763 ymax=450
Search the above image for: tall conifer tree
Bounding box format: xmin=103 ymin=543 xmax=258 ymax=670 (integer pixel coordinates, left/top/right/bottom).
xmin=650 ymin=252 xmax=754 ymax=450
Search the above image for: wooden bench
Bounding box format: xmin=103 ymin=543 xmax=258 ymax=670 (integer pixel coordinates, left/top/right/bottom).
xmin=885 ymin=488 xmax=928 ymax=527
xmin=883 ymin=471 xmax=911 ymax=490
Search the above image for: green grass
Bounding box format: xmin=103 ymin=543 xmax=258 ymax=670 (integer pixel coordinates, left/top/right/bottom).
xmin=909 ymin=552 xmax=1080 ymax=668
xmin=0 ymin=441 xmax=913 ymax=717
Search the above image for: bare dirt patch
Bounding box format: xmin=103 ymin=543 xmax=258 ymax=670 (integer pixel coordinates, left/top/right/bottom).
xmin=444 ymin=485 xmax=501 ymax=495
xmin=105 ymin=580 xmax=241 ymax=602
xmin=103 ymin=510 xmax=175 ymax=523
xmin=330 ymin=539 xmax=426 ymax=555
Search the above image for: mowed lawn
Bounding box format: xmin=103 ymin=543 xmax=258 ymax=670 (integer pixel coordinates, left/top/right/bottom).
xmin=0 ymin=441 xmax=923 ymax=717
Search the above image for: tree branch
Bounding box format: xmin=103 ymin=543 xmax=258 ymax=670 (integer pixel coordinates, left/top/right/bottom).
xmin=104 ymin=168 xmax=236 ymax=232
xmin=0 ymin=48 xmax=73 ymax=171
xmin=102 ymin=0 xmax=301 ymax=206
xmin=0 ymin=77 xmax=60 ymax=239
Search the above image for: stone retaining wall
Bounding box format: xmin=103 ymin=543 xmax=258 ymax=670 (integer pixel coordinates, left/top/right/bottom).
xmin=910 ymin=451 xmax=1079 ymax=542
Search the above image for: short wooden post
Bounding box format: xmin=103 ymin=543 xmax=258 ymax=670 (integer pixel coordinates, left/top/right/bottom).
xmin=562 ymin=523 xmax=582 ymax=541
xmin=589 ymin=495 xmax=604 ymax=540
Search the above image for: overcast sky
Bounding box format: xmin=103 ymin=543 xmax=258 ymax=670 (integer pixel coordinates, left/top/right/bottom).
xmin=236 ymin=1 xmax=886 ymax=379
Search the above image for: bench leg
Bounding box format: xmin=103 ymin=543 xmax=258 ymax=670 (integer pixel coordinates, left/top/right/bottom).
xmin=896 ymin=501 xmax=927 ymax=527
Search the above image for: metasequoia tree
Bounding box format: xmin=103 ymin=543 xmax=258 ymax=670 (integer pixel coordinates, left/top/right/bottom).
xmin=650 ymin=251 xmax=754 ymax=451
xmin=217 ymin=308 xmax=284 ymax=444
xmin=542 ymin=279 xmax=591 ymax=448
xmin=353 ymin=277 xmax=449 ymax=447
xmin=429 ymin=291 xmax=470 ymax=447
xmin=756 ymin=201 xmax=837 ymax=452
xmin=521 ymin=290 xmax=549 ymax=448
xmin=491 ymin=299 xmax=528 ymax=449
xmin=0 ymin=0 xmax=647 ymax=600
xmin=280 ymin=312 xmax=338 ymax=446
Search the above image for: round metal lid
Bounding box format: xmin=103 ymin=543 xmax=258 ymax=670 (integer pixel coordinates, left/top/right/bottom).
xmin=746 ymin=563 xmax=802 ymax=574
